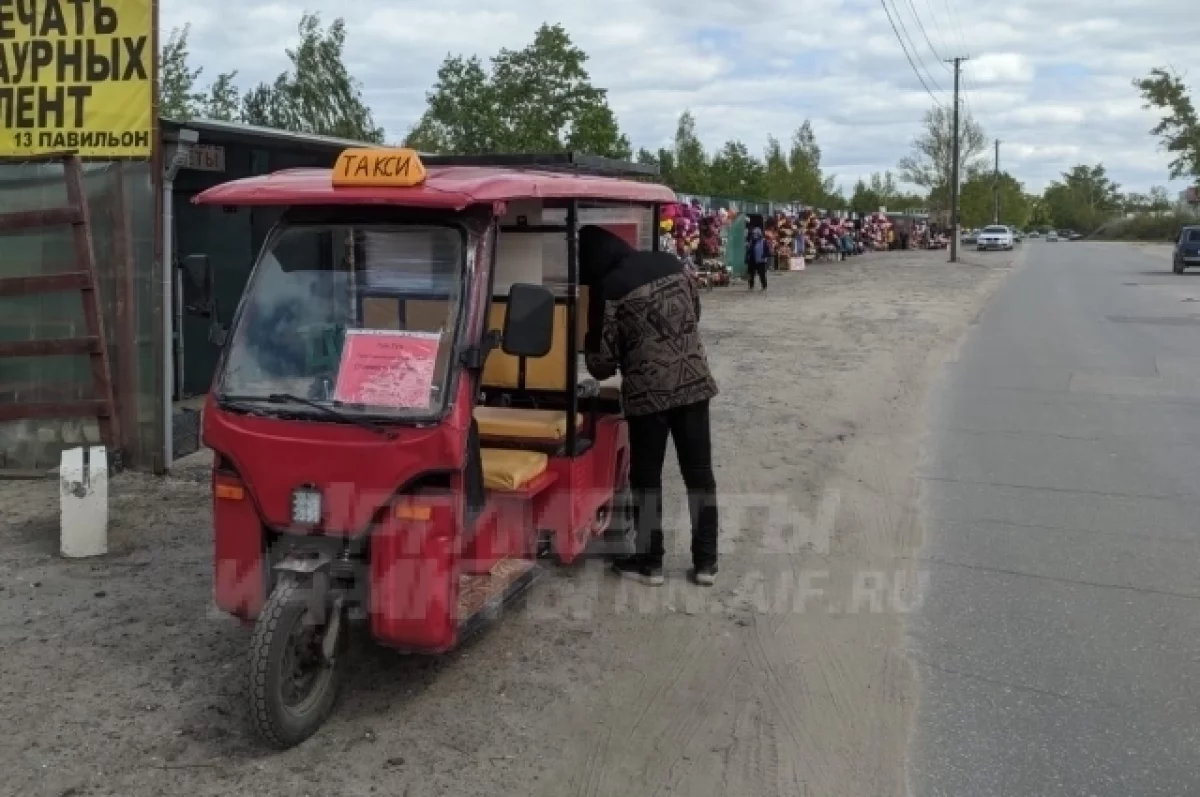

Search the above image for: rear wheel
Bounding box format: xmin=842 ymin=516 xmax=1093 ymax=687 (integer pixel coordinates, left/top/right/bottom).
xmin=1174 ymin=259 xmax=1184 ymax=274
xmin=248 ymin=578 xmax=340 ymax=749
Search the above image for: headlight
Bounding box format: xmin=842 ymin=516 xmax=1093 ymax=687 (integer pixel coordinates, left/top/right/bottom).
xmin=291 ymin=487 xmax=322 ymax=525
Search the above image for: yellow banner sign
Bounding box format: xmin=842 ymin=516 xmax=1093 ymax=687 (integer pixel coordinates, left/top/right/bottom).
xmin=333 ymin=148 xmax=427 ymax=188
xmin=0 ymin=0 xmax=153 ymax=158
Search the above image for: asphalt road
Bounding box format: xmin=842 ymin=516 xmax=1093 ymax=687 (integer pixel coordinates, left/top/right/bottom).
xmin=911 ymin=241 xmax=1200 ymax=796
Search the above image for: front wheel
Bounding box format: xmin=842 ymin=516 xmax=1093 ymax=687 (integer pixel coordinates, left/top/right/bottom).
xmin=248 ymin=578 xmax=340 ymax=749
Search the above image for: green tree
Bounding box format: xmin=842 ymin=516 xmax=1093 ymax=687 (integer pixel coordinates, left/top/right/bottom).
xmin=241 ymin=13 xmax=383 ymax=142
xmin=762 ymin=136 xmax=791 ymax=201
xmin=959 ymin=172 xmax=1029 ymax=228
xmin=850 ymin=179 xmax=882 ymax=213
xmin=787 ymin=121 xmax=837 ymax=205
xmin=897 ymin=105 xmax=987 ymax=209
xmin=159 ymin=25 xmax=204 ymax=120
xmin=406 ymin=24 xmax=628 ymax=157
xmin=1027 ymin=195 xmax=1052 ymax=229
xmin=1135 ymin=68 xmax=1200 ymax=187
xmin=709 ymin=140 xmax=765 ymax=198
xmin=202 ymin=72 xmax=240 ymax=121
xmin=670 ymin=111 xmax=710 ymax=194
xmin=1042 ymin=164 xmax=1123 ymax=232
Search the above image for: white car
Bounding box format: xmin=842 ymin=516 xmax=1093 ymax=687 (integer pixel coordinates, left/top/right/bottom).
xmin=977 ymin=225 xmax=1014 ymax=251
xmin=1046 ymin=230 xmax=1059 ymax=242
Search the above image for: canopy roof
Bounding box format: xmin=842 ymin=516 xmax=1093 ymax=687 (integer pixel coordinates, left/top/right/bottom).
xmin=195 ymin=165 xmax=677 ymax=210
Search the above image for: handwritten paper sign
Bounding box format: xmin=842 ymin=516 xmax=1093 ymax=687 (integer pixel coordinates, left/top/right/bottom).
xmin=333 ymin=329 xmax=440 ymax=409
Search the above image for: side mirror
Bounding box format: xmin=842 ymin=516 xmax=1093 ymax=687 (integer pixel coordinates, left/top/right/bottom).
xmin=501 ymin=283 xmax=555 ymax=358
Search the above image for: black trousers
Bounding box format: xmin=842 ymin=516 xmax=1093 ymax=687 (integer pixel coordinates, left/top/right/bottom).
xmin=748 ymin=262 xmax=768 ymax=289
xmin=626 ymin=400 xmax=719 ymax=569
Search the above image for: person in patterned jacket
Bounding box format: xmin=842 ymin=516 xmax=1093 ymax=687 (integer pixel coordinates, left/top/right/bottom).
xmin=579 ymin=225 xmax=721 ymax=587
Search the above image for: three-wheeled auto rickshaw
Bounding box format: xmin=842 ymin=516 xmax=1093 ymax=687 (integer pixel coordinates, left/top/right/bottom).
xmin=195 ymin=149 xmax=677 ymax=748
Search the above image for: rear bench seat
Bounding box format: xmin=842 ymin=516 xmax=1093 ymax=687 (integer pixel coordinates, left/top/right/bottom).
xmin=478 ymin=301 xmax=586 ymax=446
xmin=474 ymin=407 xmax=581 ymax=443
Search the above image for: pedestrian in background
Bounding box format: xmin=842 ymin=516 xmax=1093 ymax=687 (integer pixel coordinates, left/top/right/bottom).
xmin=746 ymin=227 xmax=770 ymax=290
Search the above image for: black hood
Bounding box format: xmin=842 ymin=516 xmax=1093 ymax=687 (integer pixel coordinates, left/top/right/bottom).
xmin=578 ymin=225 xmax=636 ymax=286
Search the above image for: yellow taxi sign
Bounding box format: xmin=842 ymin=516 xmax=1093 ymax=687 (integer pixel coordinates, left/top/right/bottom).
xmin=333 ymin=148 xmax=427 ymax=188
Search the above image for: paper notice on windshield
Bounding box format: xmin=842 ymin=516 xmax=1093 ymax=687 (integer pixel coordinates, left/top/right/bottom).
xmin=333 ymin=329 xmax=441 ymax=409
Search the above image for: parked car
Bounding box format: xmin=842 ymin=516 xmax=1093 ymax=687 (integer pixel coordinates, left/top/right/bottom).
xmin=1173 ymin=225 xmax=1200 ymax=274
xmin=1046 ymin=230 xmax=1059 ymax=242
xmin=962 ymin=229 xmax=979 ymax=244
xmin=1068 ymin=231 xmax=1084 ymax=241
xmin=977 ymin=225 xmax=1015 ymax=251
xmin=1014 ymin=229 xmax=1025 ymax=243
xmin=1028 ymin=230 xmax=1041 ymax=238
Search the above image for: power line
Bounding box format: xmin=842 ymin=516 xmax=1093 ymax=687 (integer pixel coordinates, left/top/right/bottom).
xmin=884 ymin=0 xmax=944 ymax=93
xmin=903 ymin=0 xmax=948 ymax=67
xmin=879 ymin=0 xmax=943 ymax=106
xmin=920 ymin=0 xmax=955 ymax=73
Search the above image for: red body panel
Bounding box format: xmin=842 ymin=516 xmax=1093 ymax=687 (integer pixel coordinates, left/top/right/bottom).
xmin=539 ymin=416 xmax=629 ymax=563
xmin=369 ymin=500 xmax=459 ymax=653
xmin=193 ymin=166 xmax=676 ymax=211
xmin=212 ymin=472 xmax=267 ymax=619
xmin=202 ymin=388 xmax=470 ymax=536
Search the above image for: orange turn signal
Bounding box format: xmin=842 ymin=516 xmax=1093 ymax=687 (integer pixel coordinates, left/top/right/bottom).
xmin=394 ymin=503 xmax=432 ymax=521
xmin=215 ymin=483 xmax=245 ymax=501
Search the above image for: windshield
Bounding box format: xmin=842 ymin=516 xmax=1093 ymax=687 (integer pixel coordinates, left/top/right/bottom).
xmin=983 ymin=226 xmax=1008 ymax=234
xmin=217 ymin=223 xmax=465 ymax=418
xmin=1186 ymin=229 xmax=1200 ymax=243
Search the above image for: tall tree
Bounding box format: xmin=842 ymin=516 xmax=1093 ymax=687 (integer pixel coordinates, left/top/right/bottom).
xmin=241 ymin=14 xmax=383 ymax=142
xmin=1135 ymin=68 xmax=1200 ymax=187
xmin=159 ymin=25 xmax=204 ymax=120
xmin=850 ymin=179 xmax=882 ymax=214
xmin=958 ymin=172 xmax=1030 ymax=228
xmin=160 ymin=25 xmax=237 ymax=121
xmin=202 ymin=72 xmax=241 ymax=121
xmin=406 ymin=24 xmax=628 ymax=157
xmin=671 ymin=111 xmax=710 ymax=195
xmin=762 ymin=136 xmax=791 ymax=201
xmin=1027 ymin=195 xmax=1052 ymax=229
xmin=787 ymin=121 xmax=835 ymax=204
xmin=1042 ymin=164 xmax=1123 ymax=232
xmin=709 ymin=140 xmax=765 ymax=199
xmin=897 ymin=105 xmax=987 ymax=208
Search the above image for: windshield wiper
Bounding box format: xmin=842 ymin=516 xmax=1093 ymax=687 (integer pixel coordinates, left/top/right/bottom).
xmin=217 ymin=393 xmax=394 ymax=438
xmin=266 ymin=394 xmax=396 ymax=438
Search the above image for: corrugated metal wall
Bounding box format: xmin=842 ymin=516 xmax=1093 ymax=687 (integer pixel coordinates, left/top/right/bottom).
xmin=0 ymin=161 xmax=161 ymax=471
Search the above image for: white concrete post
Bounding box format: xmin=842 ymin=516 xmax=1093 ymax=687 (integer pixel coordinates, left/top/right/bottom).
xmin=60 ymin=446 xmax=109 ymax=558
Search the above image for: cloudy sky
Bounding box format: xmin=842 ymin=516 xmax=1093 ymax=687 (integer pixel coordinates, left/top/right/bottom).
xmin=165 ymin=0 xmax=1197 ymax=197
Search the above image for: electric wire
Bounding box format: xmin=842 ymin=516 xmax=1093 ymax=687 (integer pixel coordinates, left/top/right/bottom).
xmin=879 ymin=0 xmax=944 ymax=106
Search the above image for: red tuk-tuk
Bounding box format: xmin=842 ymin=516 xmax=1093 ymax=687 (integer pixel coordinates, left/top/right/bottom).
xmin=195 ymin=149 xmax=676 ymax=748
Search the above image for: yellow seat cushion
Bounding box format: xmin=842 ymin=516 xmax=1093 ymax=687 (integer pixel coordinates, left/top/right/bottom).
xmin=474 ymin=407 xmax=582 ymax=442
xmin=480 ymin=448 xmax=549 ymax=491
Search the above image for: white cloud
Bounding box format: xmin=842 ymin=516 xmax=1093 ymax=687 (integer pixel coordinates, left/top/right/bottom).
xmin=970 ymin=53 xmax=1034 ymax=84
xmin=164 ymin=0 xmax=1198 ymax=194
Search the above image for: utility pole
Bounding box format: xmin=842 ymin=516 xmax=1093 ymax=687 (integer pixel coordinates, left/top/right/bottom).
xmin=993 ymin=138 xmax=1001 ymax=224
xmin=948 ymin=56 xmax=968 ymax=263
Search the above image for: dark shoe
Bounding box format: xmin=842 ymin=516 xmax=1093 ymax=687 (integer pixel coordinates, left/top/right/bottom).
xmin=612 ymin=557 xmax=664 ymax=586
xmin=689 ymin=564 xmax=719 ymax=587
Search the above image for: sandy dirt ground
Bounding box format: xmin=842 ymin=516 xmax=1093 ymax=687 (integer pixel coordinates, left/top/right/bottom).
xmin=1 ymin=246 xmax=1018 ymax=797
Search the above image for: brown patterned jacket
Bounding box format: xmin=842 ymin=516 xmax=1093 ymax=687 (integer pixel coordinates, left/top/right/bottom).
xmin=580 ymin=227 xmax=718 ymax=417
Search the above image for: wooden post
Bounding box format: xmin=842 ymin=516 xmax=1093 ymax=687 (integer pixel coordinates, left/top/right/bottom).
xmin=110 ymin=163 xmax=141 ymax=467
